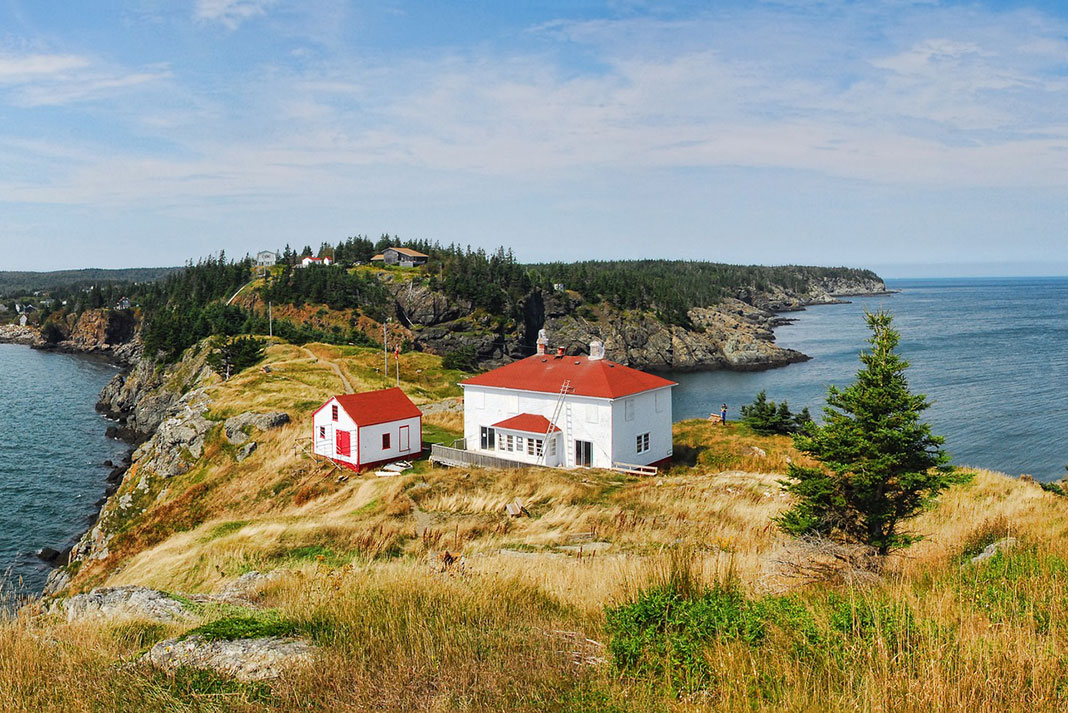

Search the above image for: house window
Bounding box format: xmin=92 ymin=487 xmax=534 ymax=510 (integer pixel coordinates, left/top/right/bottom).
xmin=319 ymin=426 xmax=325 ymax=439
xmin=516 ymin=436 xmax=524 ymax=452
xmin=480 ymin=426 xmax=495 ymax=450
xmin=382 ymin=433 xmax=391 ymax=449
xmin=534 ymin=439 xmax=543 ymax=457
xmin=332 ymin=404 xmax=338 ymax=421
xmin=548 ymin=439 xmax=556 ymax=456
xmin=504 ymin=434 xmax=514 ymax=451
xmin=625 ymin=399 xmax=635 ymax=422
xmin=527 ymin=438 xmax=536 ymax=456
xmin=636 ymin=432 xmax=650 ymax=454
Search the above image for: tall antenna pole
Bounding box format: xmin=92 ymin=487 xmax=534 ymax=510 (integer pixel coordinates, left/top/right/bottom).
xmin=383 ymin=320 xmax=388 ymax=375
xmin=268 ymin=301 xmax=273 ymax=338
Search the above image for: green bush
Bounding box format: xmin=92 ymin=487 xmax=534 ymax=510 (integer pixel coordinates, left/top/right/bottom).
xmin=605 ymin=581 xmax=766 ymax=692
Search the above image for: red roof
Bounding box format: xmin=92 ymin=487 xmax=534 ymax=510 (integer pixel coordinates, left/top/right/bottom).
xmin=492 ymin=413 xmax=560 ymax=434
xmin=462 ymin=355 xmax=676 ymax=399
xmin=319 ymin=387 xmax=422 ymax=427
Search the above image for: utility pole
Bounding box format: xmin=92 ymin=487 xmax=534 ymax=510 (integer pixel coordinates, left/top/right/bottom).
xmin=383 ymin=319 xmax=389 ymax=374
xmin=268 ymin=301 xmax=273 ymax=338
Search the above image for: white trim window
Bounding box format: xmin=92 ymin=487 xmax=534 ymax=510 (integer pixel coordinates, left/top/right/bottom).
xmin=636 ymin=432 xmax=650 ymax=454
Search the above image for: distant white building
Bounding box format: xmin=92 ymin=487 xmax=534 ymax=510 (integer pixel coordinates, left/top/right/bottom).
xmin=300 ymin=256 xmax=332 ymax=267
xmin=256 ymin=250 xmax=278 ymax=267
xmin=459 ymin=334 xmax=676 ymax=470
xmin=312 ymin=387 xmax=422 ymax=471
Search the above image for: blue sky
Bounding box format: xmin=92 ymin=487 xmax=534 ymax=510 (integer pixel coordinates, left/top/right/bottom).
xmin=1 ymin=0 xmax=1067 ymax=276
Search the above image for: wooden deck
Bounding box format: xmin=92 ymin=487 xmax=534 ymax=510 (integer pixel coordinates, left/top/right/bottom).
xmin=429 ymin=444 xmax=528 ymax=470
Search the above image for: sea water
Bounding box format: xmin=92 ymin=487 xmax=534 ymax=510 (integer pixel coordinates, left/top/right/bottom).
xmin=0 ymin=344 xmax=127 ymax=595
xmin=672 ymin=277 xmax=1068 ymax=482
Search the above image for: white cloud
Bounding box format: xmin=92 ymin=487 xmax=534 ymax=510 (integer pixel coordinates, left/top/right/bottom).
xmin=194 ymin=0 xmax=276 ymax=29
xmin=0 ymin=53 xmax=89 ymax=82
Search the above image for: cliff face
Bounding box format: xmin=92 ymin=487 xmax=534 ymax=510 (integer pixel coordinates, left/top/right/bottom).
xmin=390 ymin=274 xmax=886 ymax=372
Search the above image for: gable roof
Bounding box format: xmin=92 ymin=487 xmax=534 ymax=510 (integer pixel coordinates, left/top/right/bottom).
xmin=462 ymin=355 xmax=676 ymax=399
xmin=492 ymin=413 xmax=560 ymax=434
xmin=322 ymin=387 xmax=422 ymax=426
xmin=387 ymin=247 xmax=429 ymax=258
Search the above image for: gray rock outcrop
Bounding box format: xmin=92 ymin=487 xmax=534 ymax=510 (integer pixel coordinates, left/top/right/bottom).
xmin=223 ymin=411 xmax=290 ymax=445
xmin=58 ymin=585 xmax=187 ymax=622
xmin=144 ymin=635 xmax=313 ymax=682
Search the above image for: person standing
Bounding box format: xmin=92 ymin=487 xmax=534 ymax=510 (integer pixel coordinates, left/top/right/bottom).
xmin=720 ymin=403 xmax=728 ymax=426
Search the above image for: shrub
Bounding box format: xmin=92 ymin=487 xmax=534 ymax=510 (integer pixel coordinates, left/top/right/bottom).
xmin=740 ymin=390 xmax=811 ymax=435
xmin=442 ymin=345 xmax=478 ymax=372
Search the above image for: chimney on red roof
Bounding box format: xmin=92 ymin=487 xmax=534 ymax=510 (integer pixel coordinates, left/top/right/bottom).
xmin=536 ymin=328 xmax=549 ymax=356
xmin=555 ymin=346 xmax=565 ymax=358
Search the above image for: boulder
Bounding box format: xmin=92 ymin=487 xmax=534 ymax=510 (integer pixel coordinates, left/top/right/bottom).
xmin=144 ymin=635 xmax=313 ymax=682
xmin=236 ymin=442 xmax=258 ymax=462
xmin=970 ymin=537 xmax=1019 ymax=565
xmin=59 ymin=585 xmax=188 ymax=622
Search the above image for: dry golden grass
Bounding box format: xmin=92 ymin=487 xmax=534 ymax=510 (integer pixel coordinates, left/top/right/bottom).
xmin=12 ymin=344 xmax=1068 ymax=710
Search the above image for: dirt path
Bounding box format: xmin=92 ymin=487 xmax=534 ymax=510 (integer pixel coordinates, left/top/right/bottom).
xmin=300 ymin=347 xmax=354 ymax=392
xmin=411 ymin=503 xmax=435 ymax=538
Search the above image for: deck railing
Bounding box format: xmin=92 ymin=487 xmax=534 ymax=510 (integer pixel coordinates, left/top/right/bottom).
xmin=430 ymin=444 xmax=527 ymax=470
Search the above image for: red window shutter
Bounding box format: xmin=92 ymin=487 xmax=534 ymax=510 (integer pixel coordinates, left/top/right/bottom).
xmin=336 ymin=430 xmax=351 ymax=457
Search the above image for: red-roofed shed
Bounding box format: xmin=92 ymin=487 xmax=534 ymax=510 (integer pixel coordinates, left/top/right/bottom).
xmin=312 ymin=387 xmax=422 ymax=471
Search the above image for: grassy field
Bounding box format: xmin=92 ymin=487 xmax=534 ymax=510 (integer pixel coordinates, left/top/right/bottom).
xmin=3 ymin=345 xmax=1068 ymax=711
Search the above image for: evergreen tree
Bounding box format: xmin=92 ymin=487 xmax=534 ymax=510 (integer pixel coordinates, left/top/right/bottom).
xmin=740 ymin=390 xmax=809 ymax=435
xmin=776 ymin=312 xmax=954 ymax=555
xmin=206 ymin=335 xmax=266 ymax=379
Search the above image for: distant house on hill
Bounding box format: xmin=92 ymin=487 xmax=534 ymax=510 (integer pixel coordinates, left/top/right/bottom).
xmin=300 ymin=256 xmax=332 ymax=267
xmin=312 ymin=387 xmax=422 ymax=471
xmin=115 ymin=296 xmax=131 ymax=310
xmin=255 ymin=250 xmax=278 ymax=267
xmin=445 ymin=333 xmax=676 ymax=472
xmin=371 ymin=247 xmax=429 ymax=268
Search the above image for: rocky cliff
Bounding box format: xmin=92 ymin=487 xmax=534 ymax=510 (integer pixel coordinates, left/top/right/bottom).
xmin=387 ymin=273 xmax=887 ymax=372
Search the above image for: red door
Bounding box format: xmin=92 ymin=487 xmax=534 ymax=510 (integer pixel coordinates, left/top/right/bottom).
xmin=336 ymin=430 xmax=351 ymax=457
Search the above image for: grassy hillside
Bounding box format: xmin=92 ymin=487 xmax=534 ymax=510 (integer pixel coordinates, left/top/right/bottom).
xmin=4 ymin=345 xmax=1068 ymax=711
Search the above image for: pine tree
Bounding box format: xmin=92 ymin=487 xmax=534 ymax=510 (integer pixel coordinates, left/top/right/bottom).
xmin=776 ymin=312 xmax=954 ymax=555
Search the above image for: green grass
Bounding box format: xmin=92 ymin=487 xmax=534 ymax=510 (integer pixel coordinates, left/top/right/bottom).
xmin=200 ymin=520 xmax=250 ymax=542
xmin=183 ymin=612 xmax=302 ymax=642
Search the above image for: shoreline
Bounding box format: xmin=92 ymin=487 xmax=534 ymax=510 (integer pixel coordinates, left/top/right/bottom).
xmin=0 ymin=338 xmax=139 ymax=596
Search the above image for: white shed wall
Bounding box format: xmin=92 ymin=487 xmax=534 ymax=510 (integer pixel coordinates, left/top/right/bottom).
xmin=358 ymin=416 xmax=421 ymax=466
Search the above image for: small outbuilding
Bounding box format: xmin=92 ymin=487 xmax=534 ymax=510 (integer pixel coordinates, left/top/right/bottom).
xmin=300 ymin=256 xmax=332 ymax=267
xmin=312 ymin=387 xmax=422 ymax=471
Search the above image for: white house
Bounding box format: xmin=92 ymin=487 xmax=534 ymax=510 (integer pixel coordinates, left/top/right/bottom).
xmin=460 ymin=336 xmax=676 ymax=470
xmin=256 ymin=250 xmax=278 ymax=267
xmin=300 ymin=256 xmax=332 ymax=267
xmin=312 ymin=387 xmax=422 ymax=471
